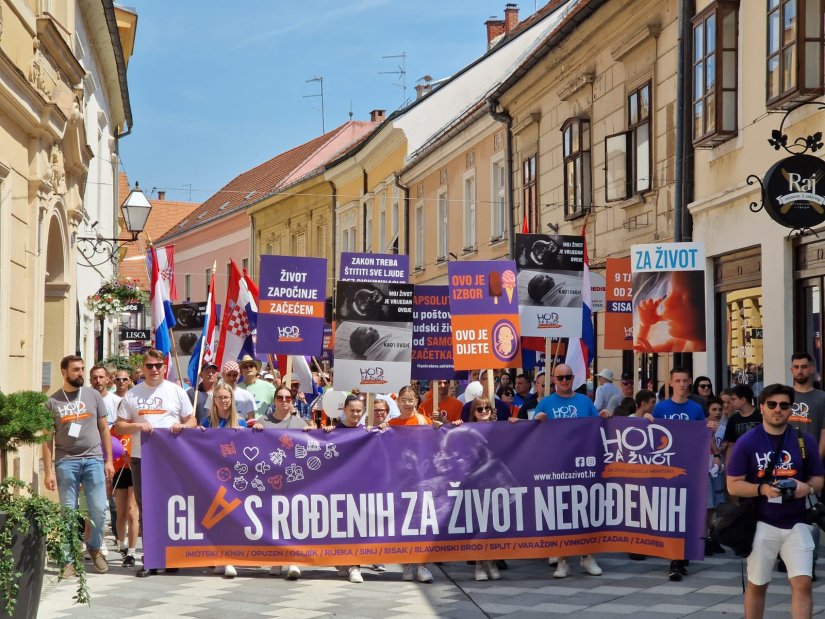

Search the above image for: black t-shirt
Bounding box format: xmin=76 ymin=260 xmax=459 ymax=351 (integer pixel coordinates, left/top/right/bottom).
xmin=723 ymin=409 xmax=763 ymax=443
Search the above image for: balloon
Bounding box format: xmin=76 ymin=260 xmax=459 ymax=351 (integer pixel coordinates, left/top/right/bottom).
xmin=109 ymin=436 xmax=125 ymax=460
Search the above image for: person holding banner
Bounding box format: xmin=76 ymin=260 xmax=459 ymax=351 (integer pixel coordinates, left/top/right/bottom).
xmin=201 ymin=384 xmax=248 ymax=430
xmin=114 ymin=349 xmax=196 ymax=578
xmin=534 ymin=364 xmax=605 ymax=578
xmin=389 ymin=386 xmax=436 ymax=427
xmin=205 ymin=360 xmax=257 ymax=423
xmin=253 ymin=386 xmax=313 ymax=431
xmin=421 ymin=380 xmax=463 ymax=423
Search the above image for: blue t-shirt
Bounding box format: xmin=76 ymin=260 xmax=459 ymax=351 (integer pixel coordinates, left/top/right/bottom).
xmin=727 ymin=425 xmax=825 ymax=529
xmin=534 ymin=393 xmax=598 ymax=419
xmin=202 ymin=417 xmax=248 ymax=428
xmin=653 ymin=399 xmax=705 ymax=421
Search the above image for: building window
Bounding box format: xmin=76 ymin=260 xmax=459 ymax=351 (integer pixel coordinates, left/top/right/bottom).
xmin=364 ymin=202 xmax=373 ymax=252
xmin=491 ymin=158 xmax=506 ymax=240
xmin=605 ymin=83 xmax=651 ymax=201
xmin=463 ymin=172 xmax=476 ymax=250
xmin=414 ymin=202 xmax=424 ymax=270
xmin=339 ymin=207 xmax=357 ymax=253
xmin=561 ymin=118 xmax=591 ymax=218
xmin=292 ymin=233 xmax=306 ymax=256
xmin=242 ymin=258 xmax=249 ymax=274
xmin=184 ymin=274 xmax=191 ymax=301
xmin=378 ymin=192 xmax=387 ymax=252
xmin=522 ymin=155 xmax=537 ymax=232
xmin=315 ymin=223 xmax=327 ymax=257
xmin=767 ymin=0 xmax=824 ymax=107
xmin=437 ymin=190 xmax=448 ymax=261
xmin=693 ymin=1 xmax=739 ymax=144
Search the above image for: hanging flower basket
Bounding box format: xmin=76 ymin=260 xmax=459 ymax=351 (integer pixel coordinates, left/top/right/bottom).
xmin=85 ymin=277 xmax=149 ymax=318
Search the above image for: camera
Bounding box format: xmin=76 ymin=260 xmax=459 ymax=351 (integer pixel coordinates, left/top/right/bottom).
xmin=806 ymin=500 xmax=825 ymax=531
xmin=775 ymin=479 xmax=797 ymax=501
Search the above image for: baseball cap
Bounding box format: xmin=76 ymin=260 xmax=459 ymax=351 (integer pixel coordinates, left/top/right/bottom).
xmin=201 ymin=362 xmax=218 ymax=372
xmin=222 ymin=360 xmax=240 ymax=374
xmin=621 ymin=372 xmax=633 ymax=382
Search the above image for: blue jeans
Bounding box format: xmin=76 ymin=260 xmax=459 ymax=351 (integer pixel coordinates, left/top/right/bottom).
xmin=55 ymin=457 xmax=107 ymax=551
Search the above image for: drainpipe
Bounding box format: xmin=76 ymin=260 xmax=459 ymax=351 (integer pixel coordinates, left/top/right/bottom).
xmin=674 ymin=0 xmax=695 ymax=369
xmin=393 ymin=172 xmax=410 ymax=256
xmin=329 ymin=179 xmax=337 ymax=325
xmin=487 ymin=98 xmax=515 ymax=258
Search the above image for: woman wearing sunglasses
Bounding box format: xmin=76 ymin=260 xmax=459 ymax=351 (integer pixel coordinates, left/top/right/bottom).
xmin=252 ymin=386 xmax=314 ymax=430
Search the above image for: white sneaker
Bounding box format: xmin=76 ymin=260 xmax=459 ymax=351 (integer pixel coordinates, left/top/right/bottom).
xmin=417 ymin=565 xmax=433 ymax=583
xmin=223 ymin=565 xmax=237 ymax=578
xmin=348 ymin=566 xmax=363 ymax=583
xmin=487 ymin=561 xmax=501 ymax=580
xmin=402 ymin=564 xmax=415 ymax=581
xmin=547 ymin=556 xmax=558 ymax=566
xmin=475 ymin=563 xmax=488 ymax=581
xmin=580 ymin=555 xmax=602 ymax=576
xmin=553 ymin=559 xmax=571 ymax=578
xmin=286 ymin=565 xmax=301 ymax=580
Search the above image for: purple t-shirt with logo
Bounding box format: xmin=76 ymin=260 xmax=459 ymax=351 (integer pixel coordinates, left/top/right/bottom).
xmin=534 ymin=393 xmax=598 ymax=419
xmin=727 ymin=425 xmax=825 ymax=529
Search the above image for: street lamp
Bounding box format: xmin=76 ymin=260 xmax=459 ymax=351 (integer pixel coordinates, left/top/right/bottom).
xmin=76 ymin=182 xmax=152 ymax=266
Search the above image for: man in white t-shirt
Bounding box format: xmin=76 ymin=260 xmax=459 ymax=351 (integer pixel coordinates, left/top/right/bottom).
xmin=205 ymin=360 xmax=257 ymax=422
xmin=114 ymin=349 xmax=195 ymax=578
xmin=90 ymin=364 xmax=121 ymax=426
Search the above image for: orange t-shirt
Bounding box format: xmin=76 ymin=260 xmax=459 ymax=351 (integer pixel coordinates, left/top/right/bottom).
xmin=420 ymin=396 xmax=463 ymax=422
xmin=388 ymin=413 xmax=433 ymax=426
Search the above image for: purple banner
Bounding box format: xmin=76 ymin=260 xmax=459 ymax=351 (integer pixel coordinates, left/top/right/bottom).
xmin=141 ymin=418 xmax=709 ymax=568
xmin=412 ymin=285 xmax=456 ymax=380
xmin=340 ymin=252 xmax=409 ymax=283
xmin=257 ymin=255 xmax=327 ymax=355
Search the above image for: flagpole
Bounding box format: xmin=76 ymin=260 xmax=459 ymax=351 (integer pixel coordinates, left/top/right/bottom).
xmin=147 ymin=233 xmax=185 ymax=385
xmin=192 ymin=262 xmax=216 ymax=407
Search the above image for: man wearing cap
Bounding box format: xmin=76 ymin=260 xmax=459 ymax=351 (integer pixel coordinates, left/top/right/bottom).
xmin=205 ymin=360 xmax=257 ymax=424
xmin=238 ymin=354 xmax=275 ymax=423
xmin=607 ymin=372 xmax=635 ymax=415
xmin=290 ymin=378 xmax=312 ymax=421
xmin=594 ymin=369 xmax=620 ymax=411
xmin=187 ymin=362 xmax=219 ymax=425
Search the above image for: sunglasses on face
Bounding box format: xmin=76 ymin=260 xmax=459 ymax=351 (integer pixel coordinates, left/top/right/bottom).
xmin=621 ymin=380 xmax=632 ymax=386
xmin=276 ymin=395 xmax=292 ymax=402
xmin=114 ymin=378 xmax=130 ymax=382
xmin=374 ymin=408 xmax=389 ymax=415
xmin=475 ymin=406 xmax=492 ymax=412
xmin=765 ymin=400 xmax=791 ymax=410
xmin=554 ymin=374 xmax=574 ymax=381
xmin=224 ymin=372 xmax=239 ymax=377
xmin=698 ymin=383 xmax=712 ymax=389
xmin=215 ymin=396 xmax=232 ymax=401
xmin=144 ymin=363 xmax=164 ymax=370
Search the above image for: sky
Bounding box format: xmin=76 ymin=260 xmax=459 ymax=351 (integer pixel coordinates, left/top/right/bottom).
xmin=119 ymin=0 xmax=540 ymax=204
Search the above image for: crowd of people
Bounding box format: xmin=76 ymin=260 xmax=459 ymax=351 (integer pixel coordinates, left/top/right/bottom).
xmin=42 ymin=350 xmax=825 ymax=617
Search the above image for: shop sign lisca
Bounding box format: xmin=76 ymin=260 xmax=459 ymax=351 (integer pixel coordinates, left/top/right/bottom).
xmin=762 ymin=154 xmax=825 ymax=229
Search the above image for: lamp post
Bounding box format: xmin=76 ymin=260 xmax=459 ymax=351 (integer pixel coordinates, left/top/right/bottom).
xmin=76 ymin=182 xmax=153 ymax=267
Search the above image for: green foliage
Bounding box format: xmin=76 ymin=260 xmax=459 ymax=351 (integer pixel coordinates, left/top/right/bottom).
xmin=0 ymin=391 xmax=52 ymax=454
xmin=0 ymin=478 xmax=89 ymax=615
xmin=99 ymin=355 xmax=143 ymax=372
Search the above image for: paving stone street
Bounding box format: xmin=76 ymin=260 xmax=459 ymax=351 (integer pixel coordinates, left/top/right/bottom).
xmin=37 ymin=542 xmax=825 ymax=618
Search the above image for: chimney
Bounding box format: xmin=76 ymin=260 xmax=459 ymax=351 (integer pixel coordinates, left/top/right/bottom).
xmin=485 ymin=17 xmax=506 ymax=49
xmin=370 ymin=109 xmax=386 ymax=123
xmin=504 ymin=3 xmax=519 ymax=34
xmin=157 ymin=191 xmax=166 ymax=201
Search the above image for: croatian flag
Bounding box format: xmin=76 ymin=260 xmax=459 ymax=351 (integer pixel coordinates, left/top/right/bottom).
xmin=147 ymin=245 xmax=177 ymax=301
xmin=567 ymin=220 xmax=595 ymax=392
xmin=215 ymin=260 xmax=257 ymax=368
xmin=149 ymin=247 xmax=176 ymax=371
xmin=275 ymin=354 xmax=314 ymax=394
xmin=187 ymin=269 xmax=218 ymax=388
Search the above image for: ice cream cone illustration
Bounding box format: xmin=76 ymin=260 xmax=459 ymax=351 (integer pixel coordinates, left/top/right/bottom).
xmin=502 ymin=270 xmax=516 ymax=303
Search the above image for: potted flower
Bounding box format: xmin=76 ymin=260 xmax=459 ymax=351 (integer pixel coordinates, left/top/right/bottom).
xmin=0 ymin=391 xmax=89 ymax=618
xmin=85 ymin=277 xmax=149 ymax=318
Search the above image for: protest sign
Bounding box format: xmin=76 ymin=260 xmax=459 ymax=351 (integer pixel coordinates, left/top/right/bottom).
xmin=412 ymin=285 xmax=456 ymax=380
xmin=515 ymin=234 xmax=584 ymax=337
xmin=333 ymin=281 xmax=413 ymax=392
xmin=631 ymin=243 xmax=706 ymax=353
xmin=257 ymin=256 xmax=327 ymax=355
xmin=605 ymin=257 xmax=634 ymax=350
xmin=340 ymin=252 xmax=409 ymax=283
xmin=448 ymin=260 xmax=521 ymax=370
xmin=141 ymin=418 xmax=709 ymax=569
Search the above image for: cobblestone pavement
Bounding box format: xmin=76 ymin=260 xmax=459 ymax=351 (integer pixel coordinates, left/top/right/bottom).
xmin=37 ymin=542 xmax=825 ymax=618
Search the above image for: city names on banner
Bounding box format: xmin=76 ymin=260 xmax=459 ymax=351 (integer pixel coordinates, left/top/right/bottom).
xmin=412 ymin=285 xmax=456 ymax=380
xmin=340 ymin=252 xmax=409 ymax=283
xmin=630 ymin=243 xmax=706 ymax=353
xmin=448 ymin=260 xmax=521 ymax=370
xmin=604 ymin=257 xmax=634 ymax=351
xmin=515 ymin=234 xmax=584 ymax=337
xmin=333 ymin=281 xmax=413 ymax=392
xmin=140 ymin=418 xmax=709 ymax=569
xmin=257 ymin=256 xmax=327 ymax=356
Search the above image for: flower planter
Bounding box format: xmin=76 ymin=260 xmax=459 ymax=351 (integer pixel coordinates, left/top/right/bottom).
xmin=0 ymin=512 xmax=45 ymax=619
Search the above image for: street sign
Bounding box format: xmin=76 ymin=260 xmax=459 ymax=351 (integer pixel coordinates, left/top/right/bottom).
xmin=121 ymin=328 xmax=150 ymax=340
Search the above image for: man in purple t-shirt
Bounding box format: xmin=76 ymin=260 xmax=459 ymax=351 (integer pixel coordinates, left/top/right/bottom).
xmin=728 ymin=383 xmax=824 ymax=619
